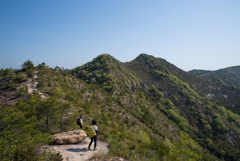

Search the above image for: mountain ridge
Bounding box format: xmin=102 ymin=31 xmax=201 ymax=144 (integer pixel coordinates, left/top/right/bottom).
xmin=1 ymin=54 xmax=240 ymax=160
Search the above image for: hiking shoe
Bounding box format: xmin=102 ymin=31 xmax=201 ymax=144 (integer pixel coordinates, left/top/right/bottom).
xmin=94 ymin=147 xmax=98 ymax=150
xmin=88 ymin=148 xmax=91 ymax=150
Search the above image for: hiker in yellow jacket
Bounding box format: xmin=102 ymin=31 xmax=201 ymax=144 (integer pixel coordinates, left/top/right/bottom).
xmin=87 ymin=119 xmax=98 ymax=150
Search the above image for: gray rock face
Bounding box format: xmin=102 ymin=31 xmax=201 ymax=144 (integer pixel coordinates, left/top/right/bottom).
xmin=52 ymin=130 xmax=87 ymax=145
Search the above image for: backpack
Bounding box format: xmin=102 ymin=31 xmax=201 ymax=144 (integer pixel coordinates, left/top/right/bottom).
xmin=87 ymin=125 xmax=96 ymax=137
xmin=77 ymin=118 xmax=80 ymax=125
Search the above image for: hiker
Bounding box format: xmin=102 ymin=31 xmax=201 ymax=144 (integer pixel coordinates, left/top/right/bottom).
xmin=88 ymin=119 xmax=98 ymax=150
xmin=77 ymin=115 xmax=83 ymax=129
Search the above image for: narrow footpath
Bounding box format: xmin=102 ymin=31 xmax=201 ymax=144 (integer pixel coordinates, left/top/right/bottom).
xmin=42 ymin=138 xmax=109 ymax=161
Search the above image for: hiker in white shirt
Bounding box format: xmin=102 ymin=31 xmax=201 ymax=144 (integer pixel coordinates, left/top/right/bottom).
xmin=79 ymin=115 xmax=83 ymax=129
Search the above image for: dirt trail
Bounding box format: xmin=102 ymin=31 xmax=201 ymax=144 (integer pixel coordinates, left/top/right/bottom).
xmin=43 ymin=138 xmax=109 ymax=161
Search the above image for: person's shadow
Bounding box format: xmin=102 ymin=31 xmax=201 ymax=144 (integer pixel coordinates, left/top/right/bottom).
xmin=66 ymin=148 xmax=87 ymax=152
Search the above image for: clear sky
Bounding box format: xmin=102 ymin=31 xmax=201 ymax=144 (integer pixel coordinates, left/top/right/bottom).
xmin=0 ymin=0 xmax=239 ymax=71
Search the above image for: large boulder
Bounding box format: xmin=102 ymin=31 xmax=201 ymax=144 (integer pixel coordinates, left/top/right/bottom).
xmin=52 ymin=130 xmax=87 ymax=144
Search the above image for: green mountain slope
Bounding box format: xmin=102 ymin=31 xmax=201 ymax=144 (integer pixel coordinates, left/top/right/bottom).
xmin=189 ymin=66 xmax=240 ymax=87
xmin=71 ymin=54 xmax=240 ymax=160
xmin=1 ymin=55 xmax=240 ymax=161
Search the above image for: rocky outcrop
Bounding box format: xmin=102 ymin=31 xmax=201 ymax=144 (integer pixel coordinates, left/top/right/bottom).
xmin=52 ymin=130 xmax=87 ymax=144
xmin=226 ymin=130 xmax=239 ymax=146
xmin=128 ymin=82 xmax=137 ymax=92
xmin=21 ymin=71 xmax=39 ymax=93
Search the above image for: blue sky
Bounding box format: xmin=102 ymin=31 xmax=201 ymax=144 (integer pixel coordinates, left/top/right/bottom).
xmin=0 ymin=0 xmax=239 ymax=71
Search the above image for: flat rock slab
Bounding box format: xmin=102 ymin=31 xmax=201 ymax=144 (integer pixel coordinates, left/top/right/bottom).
xmin=43 ymin=138 xmax=109 ymax=161
xmin=52 ymin=130 xmax=87 ymax=144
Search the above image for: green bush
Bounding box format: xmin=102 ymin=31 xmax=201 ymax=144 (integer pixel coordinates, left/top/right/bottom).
xmin=200 ymin=119 xmax=208 ymax=125
xmin=205 ymin=124 xmax=212 ymax=131
xmin=3 ymin=68 xmax=13 ymax=76
xmin=213 ymin=114 xmax=221 ymax=119
xmin=226 ymin=110 xmax=237 ymax=122
xmin=81 ymin=87 xmax=87 ymax=93
xmin=113 ymin=121 xmax=118 ymax=128
xmin=206 ymin=138 xmax=213 ymax=145
xmin=213 ymin=118 xmax=228 ymax=131
xmin=16 ymin=73 xmax=27 ymax=82
xmin=18 ymin=86 xmax=28 ymax=96
xmin=213 ymin=118 xmax=223 ymax=125
xmin=107 ymin=120 xmax=112 ymax=126
xmin=118 ymin=66 xmax=124 ymax=71
xmin=199 ymin=113 xmax=205 ymax=119
xmin=168 ymin=109 xmax=183 ymax=124
xmin=150 ymin=85 xmax=157 ymax=92
xmin=187 ymin=96 xmax=195 ymax=104
xmin=165 ymin=99 xmax=174 ymax=108
xmin=178 ymin=122 xmax=185 ymax=130
xmin=88 ymin=84 xmax=99 ymax=91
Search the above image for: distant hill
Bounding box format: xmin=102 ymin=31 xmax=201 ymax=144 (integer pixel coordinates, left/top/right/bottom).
xmin=189 ymin=66 xmax=240 ymax=87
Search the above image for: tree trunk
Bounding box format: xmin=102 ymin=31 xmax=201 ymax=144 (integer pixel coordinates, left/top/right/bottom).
xmin=46 ymin=116 xmax=49 ymax=130
xmin=60 ymin=110 xmax=64 ymax=128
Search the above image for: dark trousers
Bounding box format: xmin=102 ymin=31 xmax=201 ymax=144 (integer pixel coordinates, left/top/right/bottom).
xmin=80 ymin=124 xmax=83 ymax=129
xmin=88 ymin=135 xmax=97 ymax=149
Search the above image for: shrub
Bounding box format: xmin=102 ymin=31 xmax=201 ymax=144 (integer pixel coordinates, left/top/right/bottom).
xmin=90 ymin=77 xmax=97 ymax=84
xmin=18 ymin=86 xmax=28 ymax=96
xmin=219 ymin=106 xmax=227 ymax=117
xmin=205 ymin=124 xmax=212 ymax=131
xmin=107 ymin=120 xmax=112 ymax=126
xmin=212 ymin=103 xmax=218 ymax=110
xmin=206 ymin=138 xmax=213 ymax=145
xmin=150 ymin=85 xmax=157 ymax=92
xmin=228 ymin=114 xmax=236 ymax=122
xmin=168 ymin=109 xmax=183 ymax=124
xmin=215 ymin=125 xmax=222 ymax=131
xmin=88 ymin=84 xmax=99 ymax=91
xmin=81 ymin=87 xmax=87 ymax=93
xmin=165 ymin=99 xmax=174 ymax=108
xmin=64 ymin=76 xmax=68 ymax=83
xmin=65 ymin=93 xmax=77 ymax=102
xmin=213 ymin=118 xmax=223 ymax=125
xmin=199 ymin=113 xmax=205 ymax=119
xmin=213 ymin=114 xmax=221 ymax=119
xmin=187 ymin=96 xmax=195 ymax=104
xmin=16 ymin=73 xmax=27 ymax=82
xmin=3 ymin=68 xmax=13 ymax=76
xmin=131 ymin=126 xmax=151 ymax=144
xmin=54 ymin=87 xmax=64 ymax=97
xmin=213 ymin=118 xmax=228 ymax=131
xmin=113 ymin=121 xmax=118 ymax=128
xmin=178 ymin=122 xmax=185 ymax=130
xmin=95 ymin=63 xmax=100 ymax=68
xmin=124 ymin=117 xmax=130 ymax=124
xmin=226 ymin=110 xmax=237 ymax=122
xmin=118 ymin=66 xmax=124 ymax=71
xmin=200 ymin=119 xmax=208 ymax=125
